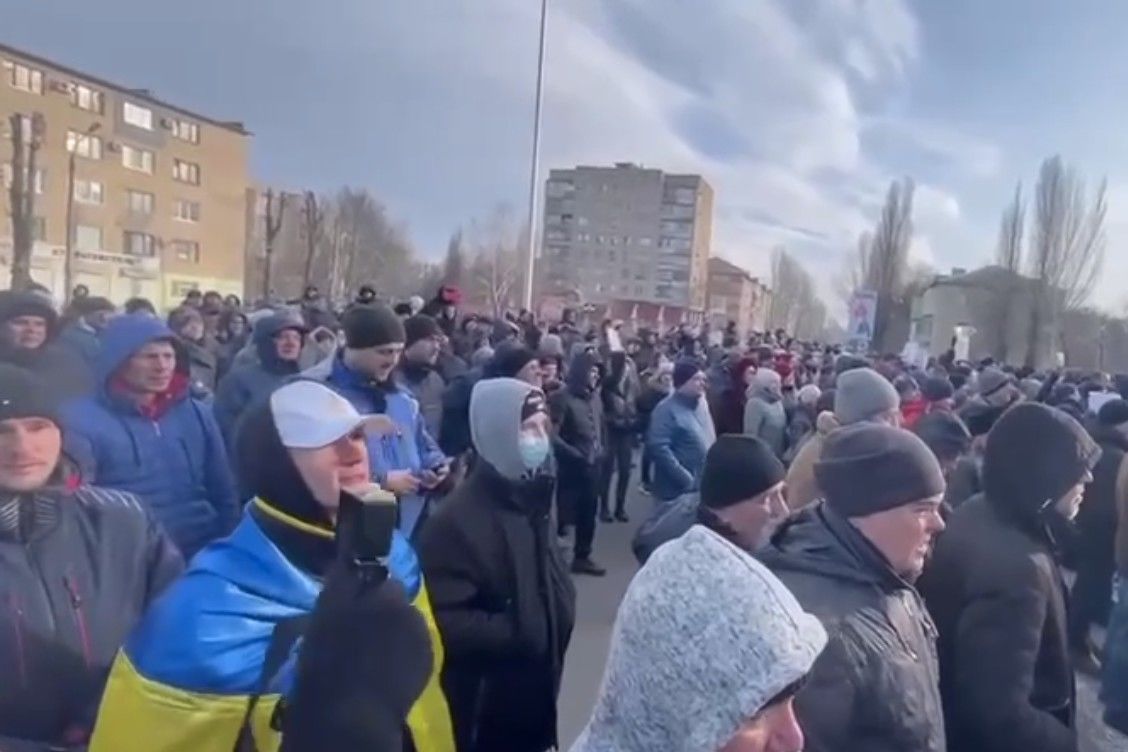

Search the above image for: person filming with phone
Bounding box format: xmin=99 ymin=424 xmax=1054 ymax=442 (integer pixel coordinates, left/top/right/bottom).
xmin=88 ymin=380 xmax=454 ymax=752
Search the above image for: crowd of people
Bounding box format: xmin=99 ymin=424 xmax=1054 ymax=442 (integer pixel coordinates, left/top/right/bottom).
xmin=0 ymin=278 xmax=1126 ymax=752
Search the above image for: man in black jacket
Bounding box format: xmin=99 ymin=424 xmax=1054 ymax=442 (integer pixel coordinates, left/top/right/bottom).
xmin=419 ymin=377 xmax=576 ymax=752
xmin=1070 ymin=398 xmax=1128 ymax=673
xmin=918 ymin=402 xmax=1100 ymax=752
xmin=760 ymin=423 xmax=948 ymax=752
xmin=0 ymin=364 xmax=183 ymax=750
xmin=599 ymin=351 xmax=638 ymax=523
xmin=550 ymin=350 xmax=606 ymax=576
xmin=0 ymin=291 xmax=90 ymax=401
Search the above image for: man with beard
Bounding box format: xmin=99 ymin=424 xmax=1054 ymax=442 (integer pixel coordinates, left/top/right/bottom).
xmin=305 ymin=304 xmax=450 ymax=539
xmin=919 ymin=403 xmax=1100 ymax=752
xmin=395 ymin=315 xmax=447 ymax=440
xmin=0 ymin=291 xmax=90 ymax=400
xmin=761 ymin=424 xmax=948 ymax=752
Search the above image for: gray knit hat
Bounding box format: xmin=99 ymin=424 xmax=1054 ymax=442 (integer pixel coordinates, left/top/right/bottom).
xmin=570 ymin=526 xmax=826 ymax=752
xmin=834 ymin=368 xmax=900 ymax=425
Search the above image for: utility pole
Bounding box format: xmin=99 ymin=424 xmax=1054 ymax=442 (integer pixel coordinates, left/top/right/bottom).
xmin=521 ymin=0 xmax=549 ymax=311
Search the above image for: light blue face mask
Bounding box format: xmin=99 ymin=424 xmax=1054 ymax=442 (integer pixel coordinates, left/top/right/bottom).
xmin=518 ymin=434 xmax=551 ymax=471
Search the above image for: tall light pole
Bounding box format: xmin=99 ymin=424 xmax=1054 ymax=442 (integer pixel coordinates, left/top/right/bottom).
xmin=63 ymin=122 xmax=100 ymax=303
xmin=521 ymin=0 xmax=549 ymax=311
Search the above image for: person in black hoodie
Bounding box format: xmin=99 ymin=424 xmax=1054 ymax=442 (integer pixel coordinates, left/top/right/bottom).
xmin=0 ymin=364 xmax=183 ymax=750
xmin=918 ymin=402 xmax=1100 ymax=752
xmin=599 ymin=351 xmax=639 ymax=523
xmin=1069 ymin=398 xmax=1128 ymax=674
xmin=0 ymin=291 xmax=90 ymax=401
xmin=419 ymin=378 xmax=575 ymax=752
xmin=214 ymin=310 xmax=308 ymax=449
xmin=550 ymin=350 xmax=606 ymax=576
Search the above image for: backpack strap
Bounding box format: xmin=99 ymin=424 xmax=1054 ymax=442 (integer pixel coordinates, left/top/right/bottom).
xmin=233 ymin=615 xmax=310 ymax=752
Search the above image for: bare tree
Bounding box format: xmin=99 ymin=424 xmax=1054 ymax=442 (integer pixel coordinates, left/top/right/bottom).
xmin=866 ymin=177 xmax=914 ymax=350
xmin=988 ymin=183 xmax=1025 ymax=361
xmin=468 ymin=207 xmax=521 ymax=318
xmin=261 ymin=189 xmax=288 ymax=300
xmin=300 ymin=191 xmax=324 ymax=291
xmin=1025 ymin=155 xmax=1107 ymax=366
xmin=8 ymin=113 xmax=44 ymax=291
xmin=767 ymin=246 xmax=828 ymax=337
xmin=835 ymin=231 xmax=873 ymax=305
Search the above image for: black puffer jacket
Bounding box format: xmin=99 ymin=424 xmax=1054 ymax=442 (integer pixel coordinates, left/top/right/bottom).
xmin=918 ymin=403 xmax=1100 ymax=752
xmin=419 ymin=462 xmax=576 ymax=752
xmin=549 ymin=351 xmax=605 ymax=469
xmin=759 ymin=503 xmax=945 ymax=752
xmin=0 ymin=485 xmax=183 ymax=749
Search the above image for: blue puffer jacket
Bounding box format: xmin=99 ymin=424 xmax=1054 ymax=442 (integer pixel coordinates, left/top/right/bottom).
xmin=60 ymin=314 xmax=239 ymax=558
xmin=645 ymin=392 xmax=716 ymax=502
xmin=304 ymin=351 xmax=447 ymax=536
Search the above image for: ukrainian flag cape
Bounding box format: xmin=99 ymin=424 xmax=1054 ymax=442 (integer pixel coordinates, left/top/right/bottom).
xmin=89 ymin=498 xmax=454 ymax=752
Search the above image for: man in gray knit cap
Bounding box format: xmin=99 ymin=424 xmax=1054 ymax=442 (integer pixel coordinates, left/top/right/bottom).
xmin=571 ymin=526 xmax=826 ymax=752
xmin=762 ymin=423 xmax=947 ymax=752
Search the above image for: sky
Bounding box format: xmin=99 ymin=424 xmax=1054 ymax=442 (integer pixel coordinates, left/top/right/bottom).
xmin=7 ymin=0 xmax=1128 ymax=312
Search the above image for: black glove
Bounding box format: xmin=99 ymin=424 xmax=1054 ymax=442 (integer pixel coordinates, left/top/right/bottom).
xmin=279 ymin=563 xmax=433 ymax=752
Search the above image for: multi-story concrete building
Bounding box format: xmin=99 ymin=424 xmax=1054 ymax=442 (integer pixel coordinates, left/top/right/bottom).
xmin=0 ymin=42 xmax=250 ymax=307
xmin=540 ymin=163 xmax=713 ymax=310
xmin=706 ymin=256 xmax=771 ymax=339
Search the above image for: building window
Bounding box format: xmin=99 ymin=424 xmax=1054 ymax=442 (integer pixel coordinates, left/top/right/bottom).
xmin=122 ymin=231 xmax=156 ymax=257
xmin=73 ymin=179 xmax=104 ymax=205
xmin=638 ymin=237 xmax=653 ymax=247
xmin=126 ymin=190 xmax=154 ymax=214
xmin=172 ymin=159 xmax=200 ymax=185
xmin=66 ymin=130 xmax=103 ymax=160
xmin=75 ymin=224 xmax=102 ymax=251
xmin=70 ymin=83 xmax=103 ymax=113
xmin=169 ymin=118 xmax=199 ymax=144
xmin=173 ymin=199 xmax=200 ymax=222
xmin=171 ymin=240 xmax=200 ymax=263
xmin=123 ymin=101 xmax=153 ymax=130
xmin=1 ymin=164 xmax=45 ymax=194
xmin=121 ymin=144 xmax=154 ymax=174
xmin=7 ymin=63 xmax=43 ymax=94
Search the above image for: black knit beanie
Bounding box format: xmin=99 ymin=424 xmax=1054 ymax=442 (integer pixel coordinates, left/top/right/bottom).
xmin=816 ymin=424 xmax=945 ymax=518
xmin=672 ymin=359 xmax=701 ymax=388
xmin=700 ymin=435 xmax=785 ymax=509
xmin=913 ymin=412 xmax=972 ymax=463
xmin=485 ymin=342 xmax=537 ymax=379
xmin=0 ymin=364 xmax=59 ymax=426
xmin=0 ymin=290 xmax=57 ymax=329
xmin=403 ymin=314 xmax=442 ymax=348
xmin=921 ymin=376 xmax=954 ymax=403
xmin=342 ymin=304 xmax=405 ymax=349
xmin=1098 ymin=398 xmax=1128 ymax=427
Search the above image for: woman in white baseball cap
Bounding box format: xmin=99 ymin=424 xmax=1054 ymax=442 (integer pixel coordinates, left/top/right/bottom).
xmin=89 ymin=380 xmax=456 ymax=752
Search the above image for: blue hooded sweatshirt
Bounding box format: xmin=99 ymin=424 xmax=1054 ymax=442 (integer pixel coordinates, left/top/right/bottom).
xmin=60 ymin=313 xmax=239 ymax=558
xmin=304 ymin=350 xmax=447 ymax=538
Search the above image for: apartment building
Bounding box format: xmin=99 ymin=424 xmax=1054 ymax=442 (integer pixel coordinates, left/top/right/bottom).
xmin=0 ymin=42 xmax=250 ymax=308
xmin=706 ymin=256 xmax=771 ymax=339
xmin=540 ymin=163 xmax=713 ymax=310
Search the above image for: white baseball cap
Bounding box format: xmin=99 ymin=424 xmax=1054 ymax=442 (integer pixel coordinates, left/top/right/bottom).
xmin=271 ymin=380 xmax=387 ymax=449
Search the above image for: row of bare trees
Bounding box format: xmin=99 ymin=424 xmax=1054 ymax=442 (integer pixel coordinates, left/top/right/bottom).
xmin=766 ymin=247 xmax=831 ymax=341
xmin=256 ymin=191 xmax=526 ymax=315
xmin=992 ymin=155 xmax=1107 ymax=366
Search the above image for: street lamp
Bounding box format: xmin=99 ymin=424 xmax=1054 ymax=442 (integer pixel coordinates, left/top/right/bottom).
xmin=63 ymin=122 xmax=101 ymax=303
xmin=521 ymin=0 xmax=549 ymax=311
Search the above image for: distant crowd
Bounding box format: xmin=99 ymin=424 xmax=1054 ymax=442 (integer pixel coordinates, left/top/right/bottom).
xmin=0 ymin=277 xmax=1125 ymax=751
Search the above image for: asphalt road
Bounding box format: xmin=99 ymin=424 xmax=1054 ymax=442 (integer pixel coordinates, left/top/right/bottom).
xmin=554 ymin=483 xmax=1128 ymax=752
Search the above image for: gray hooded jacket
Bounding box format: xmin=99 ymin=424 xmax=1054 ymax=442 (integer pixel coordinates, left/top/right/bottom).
xmin=571 ymin=525 xmax=826 ymax=752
